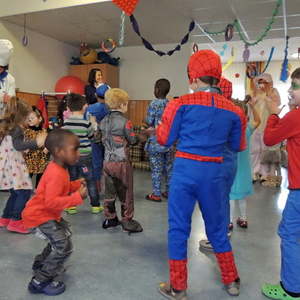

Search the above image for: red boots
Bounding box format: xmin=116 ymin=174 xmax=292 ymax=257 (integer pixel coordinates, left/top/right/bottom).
xmin=7 ymin=220 xmax=30 ymax=234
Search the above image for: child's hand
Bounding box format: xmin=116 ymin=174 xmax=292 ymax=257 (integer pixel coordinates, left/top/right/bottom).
xmin=79 ymin=178 xmax=86 ymax=186
xmin=266 ymin=98 xmax=285 ymax=115
xmin=36 ymin=132 xmax=47 ymax=147
xmin=78 ymin=184 xmax=87 ymax=199
xmin=43 ymin=148 xmax=49 ymax=155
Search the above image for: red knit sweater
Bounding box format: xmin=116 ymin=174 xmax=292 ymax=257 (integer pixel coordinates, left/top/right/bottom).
xmin=264 ymin=109 xmax=300 ymax=189
xmin=22 ymin=161 xmax=83 ymax=228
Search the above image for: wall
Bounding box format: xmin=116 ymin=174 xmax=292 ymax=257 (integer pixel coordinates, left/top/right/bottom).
xmin=114 ymin=44 xmax=191 ymax=100
xmin=0 ymin=21 xmax=77 ymax=93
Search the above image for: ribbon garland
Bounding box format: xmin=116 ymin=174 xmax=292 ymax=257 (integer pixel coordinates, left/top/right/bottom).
xmin=280 ymin=36 xmax=290 ymax=82
xmin=203 ymin=0 xmax=282 ymax=47
xmin=261 ymin=46 xmax=275 ymax=74
xmin=129 ymin=15 xmax=195 ymax=56
xmin=222 ymin=48 xmax=235 ymax=72
xmin=119 ymin=11 xmax=126 ymax=47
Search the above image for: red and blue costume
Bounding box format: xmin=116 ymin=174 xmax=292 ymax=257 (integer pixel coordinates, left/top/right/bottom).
xmin=157 ymin=50 xmax=246 ymax=291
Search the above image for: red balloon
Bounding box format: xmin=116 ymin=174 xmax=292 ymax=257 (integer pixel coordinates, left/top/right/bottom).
xmin=235 ymin=73 xmax=240 ymax=78
xmin=55 ymin=76 xmax=85 ymax=99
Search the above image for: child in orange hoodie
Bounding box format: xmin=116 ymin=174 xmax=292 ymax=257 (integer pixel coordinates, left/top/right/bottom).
xmin=22 ymin=129 xmax=87 ymax=296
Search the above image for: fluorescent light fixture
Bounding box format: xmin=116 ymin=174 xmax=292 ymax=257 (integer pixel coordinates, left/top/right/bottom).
xmin=291 ymin=52 xmax=299 ymax=58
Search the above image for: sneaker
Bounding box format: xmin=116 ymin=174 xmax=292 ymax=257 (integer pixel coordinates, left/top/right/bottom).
xmin=28 ymin=278 xmax=65 ymax=296
xmin=0 ymin=217 xmax=10 ymax=227
xmin=159 ymin=282 xmax=188 ymax=300
xmin=199 ymin=239 xmax=214 ymax=252
xmin=145 ymin=193 xmax=162 ymax=202
xmin=225 ymin=278 xmax=240 ymax=296
xmin=65 ymin=207 xmax=78 ymax=215
xmin=102 ymin=217 xmax=120 ymax=229
xmin=91 ymin=206 xmax=104 ymax=214
xmin=121 ymin=219 xmax=143 ymax=233
xmin=236 ymin=217 xmax=248 ymax=229
xmin=7 ymin=220 xmax=30 ymax=234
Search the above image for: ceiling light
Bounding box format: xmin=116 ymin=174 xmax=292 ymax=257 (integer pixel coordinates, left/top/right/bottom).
xmin=291 ymin=52 xmax=299 ymax=58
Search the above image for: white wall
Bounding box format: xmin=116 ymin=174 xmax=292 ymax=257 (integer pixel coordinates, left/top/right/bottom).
xmin=115 ymin=44 xmax=191 ymax=100
xmin=0 ymin=21 xmax=77 ymax=93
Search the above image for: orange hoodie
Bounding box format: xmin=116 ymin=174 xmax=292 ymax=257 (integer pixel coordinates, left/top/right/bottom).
xmin=22 ymin=161 xmax=83 ymax=228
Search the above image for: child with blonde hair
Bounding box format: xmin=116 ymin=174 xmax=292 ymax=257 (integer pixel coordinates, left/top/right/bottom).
xmin=100 ymin=88 xmax=143 ymax=233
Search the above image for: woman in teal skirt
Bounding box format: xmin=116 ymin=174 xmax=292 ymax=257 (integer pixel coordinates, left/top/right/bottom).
xmin=230 ymin=97 xmax=261 ymax=228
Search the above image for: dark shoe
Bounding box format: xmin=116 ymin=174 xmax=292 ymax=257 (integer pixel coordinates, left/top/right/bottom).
xmin=28 ymin=278 xmax=65 ymax=296
xmin=159 ymin=282 xmax=188 ymax=299
xmin=162 ymin=192 xmax=168 ymax=199
xmin=121 ymin=219 xmax=143 ymax=233
xmin=229 ymin=222 xmax=234 ymax=231
xmin=236 ymin=218 xmax=248 ymax=229
xmin=145 ymin=193 xmax=162 ymax=202
xmin=102 ymin=217 xmax=120 ymax=229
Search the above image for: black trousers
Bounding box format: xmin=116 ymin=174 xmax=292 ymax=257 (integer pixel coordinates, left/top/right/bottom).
xmin=33 ymin=219 xmax=73 ymax=282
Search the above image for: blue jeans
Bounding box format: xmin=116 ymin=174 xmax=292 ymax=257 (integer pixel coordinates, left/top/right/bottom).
xmin=68 ymin=155 xmax=100 ymax=207
xmin=278 ymin=190 xmax=300 ymax=293
xmin=91 ymin=142 xmax=104 ymax=181
xmin=2 ymin=189 xmax=32 ymax=220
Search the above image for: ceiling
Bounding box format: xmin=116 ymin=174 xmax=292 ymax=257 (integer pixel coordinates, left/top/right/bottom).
xmin=2 ymin=0 xmax=300 ymax=55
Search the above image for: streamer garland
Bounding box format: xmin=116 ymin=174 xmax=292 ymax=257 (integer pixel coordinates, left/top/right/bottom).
xmin=203 ymin=0 xmax=282 ymax=46
xmin=129 ymin=15 xmax=195 ymax=56
xmin=280 ymin=36 xmax=290 ymax=82
xmin=119 ymin=11 xmax=126 ymax=47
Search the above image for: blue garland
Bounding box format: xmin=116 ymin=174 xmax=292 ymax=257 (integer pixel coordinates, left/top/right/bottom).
xmin=129 ymin=15 xmax=195 ymax=56
xmin=280 ymin=36 xmax=289 ymax=82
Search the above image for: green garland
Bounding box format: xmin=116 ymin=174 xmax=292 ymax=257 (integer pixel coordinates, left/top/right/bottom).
xmin=203 ymin=0 xmax=282 ymax=46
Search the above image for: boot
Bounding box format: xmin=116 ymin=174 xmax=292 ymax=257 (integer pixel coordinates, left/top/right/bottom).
xmin=102 ymin=217 xmax=120 ymax=229
xmin=7 ymin=220 xmax=30 ymax=234
xmin=121 ymin=219 xmax=143 ymax=233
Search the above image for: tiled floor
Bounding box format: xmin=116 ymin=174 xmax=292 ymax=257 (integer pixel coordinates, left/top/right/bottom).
xmin=0 ymin=169 xmax=288 ymax=300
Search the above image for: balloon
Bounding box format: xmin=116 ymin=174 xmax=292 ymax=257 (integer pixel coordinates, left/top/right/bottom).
xmin=55 ymin=76 xmax=85 ymax=99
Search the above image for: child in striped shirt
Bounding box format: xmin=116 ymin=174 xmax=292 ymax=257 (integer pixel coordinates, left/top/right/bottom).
xmin=63 ymin=93 xmax=102 ymax=214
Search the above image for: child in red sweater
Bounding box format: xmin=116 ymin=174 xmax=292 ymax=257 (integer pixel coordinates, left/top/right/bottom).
xmin=22 ymin=129 xmax=87 ymax=296
xmin=261 ymin=68 xmax=300 ymax=299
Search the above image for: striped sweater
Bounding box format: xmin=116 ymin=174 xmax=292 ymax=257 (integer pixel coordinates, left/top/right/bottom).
xmin=63 ymin=115 xmax=94 ymax=156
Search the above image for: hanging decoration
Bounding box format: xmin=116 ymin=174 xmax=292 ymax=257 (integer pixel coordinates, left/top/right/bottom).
xmin=203 ymin=0 xmax=282 ymax=47
xmin=235 ymin=73 xmax=240 ymax=78
xmin=22 ymin=14 xmax=29 ymax=47
xmin=119 ymin=11 xmax=126 ymax=47
xmin=260 ymin=50 xmax=265 ymax=56
xmin=112 ymin=0 xmax=139 ymax=16
xmin=260 ymin=46 xmax=275 ymax=74
xmin=225 ymin=24 xmax=234 ymax=41
xmin=243 ymin=45 xmax=250 ymax=62
xmin=129 ymin=15 xmax=195 ymax=56
xmin=222 ymin=47 xmax=235 ymax=72
xmin=280 ymin=36 xmax=290 ymax=82
xmin=100 ymin=38 xmax=117 ymax=53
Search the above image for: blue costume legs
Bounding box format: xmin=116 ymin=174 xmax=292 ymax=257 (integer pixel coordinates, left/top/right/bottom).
xmin=278 ymin=190 xmax=300 ymax=293
xmin=149 ymin=152 xmax=164 ymax=197
xmin=168 ymin=158 xmax=238 ymax=289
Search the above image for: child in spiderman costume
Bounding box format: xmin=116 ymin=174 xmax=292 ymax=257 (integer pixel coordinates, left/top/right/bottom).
xmin=156 ymin=50 xmax=247 ymax=299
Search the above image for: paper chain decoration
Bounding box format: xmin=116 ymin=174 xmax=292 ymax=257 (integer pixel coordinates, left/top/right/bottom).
xmin=112 ymin=0 xmax=139 ymax=16
xmin=130 ymin=15 xmax=195 ymax=56
xmin=203 ymin=0 xmax=282 ymax=47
